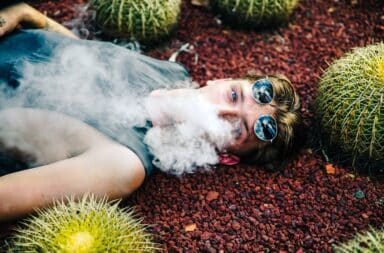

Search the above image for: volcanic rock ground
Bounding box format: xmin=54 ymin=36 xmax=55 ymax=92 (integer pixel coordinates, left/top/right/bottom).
xmin=1 ymin=0 xmax=384 ymax=252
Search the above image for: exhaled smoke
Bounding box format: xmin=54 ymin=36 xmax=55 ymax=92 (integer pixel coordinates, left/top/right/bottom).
xmin=144 ymin=92 xmax=235 ymax=174
xmin=0 ymin=43 xmax=236 ymax=174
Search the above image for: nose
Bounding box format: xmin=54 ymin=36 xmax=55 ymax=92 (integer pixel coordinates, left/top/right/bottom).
xmin=217 ymin=104 xmax=241 ymax=121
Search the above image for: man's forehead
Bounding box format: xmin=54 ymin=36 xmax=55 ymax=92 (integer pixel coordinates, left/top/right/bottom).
xmin=232 ymin=79 xmax=252 ymax=85
xmin=244 ymin=94 xmax=276 ymax=122
xmin=245 ymin=98 xmax=275 ymax=112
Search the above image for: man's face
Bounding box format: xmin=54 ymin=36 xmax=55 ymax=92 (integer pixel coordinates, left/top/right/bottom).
xmin=198 ymin=78 xmax=277 ymax=155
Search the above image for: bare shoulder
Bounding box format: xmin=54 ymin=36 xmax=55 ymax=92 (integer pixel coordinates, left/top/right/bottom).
xmin=88 ymin=144 xmax=146 ymax=183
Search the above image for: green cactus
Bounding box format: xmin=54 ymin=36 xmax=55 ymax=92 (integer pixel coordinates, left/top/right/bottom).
xmin=210 ymin=0 xmax=299 ymax=28
xmin=91 ymin=0 xmax=182 ymax=44
xmin=8 ymin=194 xmax=159 ymax=252
xmin=315 ymin=43 xmax=384 ymax=165
xmin=334 ymin=227 xmax=384 ymax=252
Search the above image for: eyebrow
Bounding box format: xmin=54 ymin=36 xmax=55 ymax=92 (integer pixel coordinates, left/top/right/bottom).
xmin=240 ymin=84 xmax=251 ymax=139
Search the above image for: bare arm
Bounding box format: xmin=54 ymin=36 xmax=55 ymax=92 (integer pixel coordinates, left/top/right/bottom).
xmin=0 ymin=2 xmax=78 ymax=38
xmin=0 ymin=109 xmax=145 ymax=221
xmin=0 ymin=145 xmax=145 ymax=221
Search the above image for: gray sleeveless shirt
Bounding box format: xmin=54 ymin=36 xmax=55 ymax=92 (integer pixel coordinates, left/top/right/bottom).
xmin=0 ymin=29 xmax=190 ymax=177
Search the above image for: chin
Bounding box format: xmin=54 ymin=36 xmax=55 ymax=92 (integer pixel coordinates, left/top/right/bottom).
xmin=226 ymin=145 xmax=244 ymax=155
xmin=228 ymin=144 xmax=259 ymax=156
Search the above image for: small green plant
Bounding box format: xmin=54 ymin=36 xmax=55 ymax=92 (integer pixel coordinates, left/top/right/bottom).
xmin=8 ymin=194 xmax=159 ymax=252
xmin=210 ymin=0 xmax=299 ymax=28
xmin=91 ymin=0 xmax=182 ymax=43
xmin=316 ymin=43 xmax=384 ymax=165
xmin=334 ymin=227 xmax=384 ymax=252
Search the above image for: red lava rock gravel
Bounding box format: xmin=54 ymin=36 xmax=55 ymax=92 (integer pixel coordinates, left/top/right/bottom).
xmin=1 ymin=0 xmax=384 ymax=252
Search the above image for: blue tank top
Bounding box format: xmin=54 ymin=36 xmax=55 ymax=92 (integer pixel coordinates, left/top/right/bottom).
xmin=0 ymin=29 xmax=190 ymax=177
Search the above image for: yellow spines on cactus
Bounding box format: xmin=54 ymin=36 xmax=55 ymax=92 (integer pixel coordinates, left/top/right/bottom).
xmin=91 ymin=0 xmax=182 ymax=44
xmin=334 ymin=227 xmax=384 ymax=252
xmin=316 ymin=43 xmax=384 ymax=164
xmin=376 ymin=56 xmax=384 ymax=81
xmin=210 ymin=0 xmax=299 ymax=28
xmin=8 ymin=194 xmax=159 ymax=252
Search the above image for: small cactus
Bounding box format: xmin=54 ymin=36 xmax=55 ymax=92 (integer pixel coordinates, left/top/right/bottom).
xmin=8 ymin=194 xmax=159 ymax=252
xmin=91 ymin=0 xmax=182 ymax=44
xmin=210 ymin=0 xmax=299 ymax=28
xmin=334 ymin=227 xmax=384 ymax=252
xmin=316 ymin=43 xmax=384 ymax=165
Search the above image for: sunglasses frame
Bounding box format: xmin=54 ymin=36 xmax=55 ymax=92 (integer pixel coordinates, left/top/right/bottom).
xmin=254 ymin=114 xmax=278 ymax=143
xmin=251 ymin=77 xmax=275 ymax=105
xmin=251 ymin=77 xmax=278 ymax=142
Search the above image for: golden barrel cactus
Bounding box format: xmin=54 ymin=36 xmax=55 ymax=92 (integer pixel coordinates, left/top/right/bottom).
xmin=8 ymin=195 xmax=159 ymax=252
xmin=334 ymin=227 xmax=384 ymax=252
xmin=210 ymin=0 xmax=299 ymax=28
xmin=316 ymin=43 xmax=384 ymax=164
xmin=91 ymin=0 xmax=182 ymax=43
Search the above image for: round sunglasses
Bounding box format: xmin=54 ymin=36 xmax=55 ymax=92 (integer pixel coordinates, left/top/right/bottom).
xmin=251 ymin=78 xmax=278 ymax=142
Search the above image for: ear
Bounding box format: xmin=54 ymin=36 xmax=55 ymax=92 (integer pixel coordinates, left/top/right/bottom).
xmin=219 ymin=153 xmax=240 ymax=166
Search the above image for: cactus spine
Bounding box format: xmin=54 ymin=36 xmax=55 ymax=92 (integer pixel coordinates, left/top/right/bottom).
xmin=334 ymin=227 xmax=384 ymax=252
xmin=91 ymin=0 xmax=182 ymax=44
xmin=316 ymin=43 xmax=384 ymax=164
xmin=8 ymin=194 xmax=159 ymax=252
xmin=211 ymin=0 xmax=299 ymax=28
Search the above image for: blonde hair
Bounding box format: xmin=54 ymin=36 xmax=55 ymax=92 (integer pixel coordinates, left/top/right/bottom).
xmin=242 ymin=74 xmax=302 ymax=170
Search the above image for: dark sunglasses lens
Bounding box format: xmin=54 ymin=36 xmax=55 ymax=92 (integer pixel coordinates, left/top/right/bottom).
xmin=254 ymin=115 xmax=277 ymax=141
xmin=252 ymin=79 xmax=274 ymax=104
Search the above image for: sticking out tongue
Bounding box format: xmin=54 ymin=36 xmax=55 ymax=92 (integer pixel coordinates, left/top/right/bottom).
xmin=219 ymin=153 xmax=240 ymax=166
